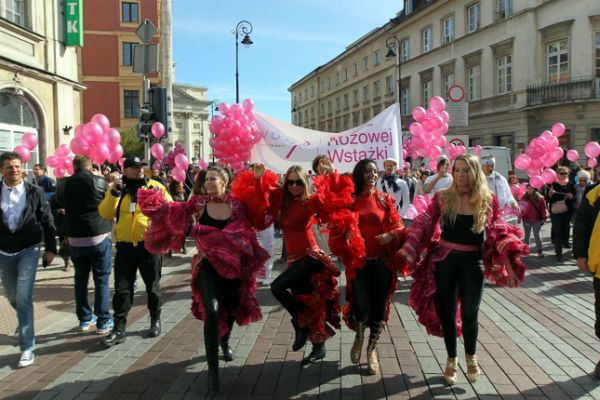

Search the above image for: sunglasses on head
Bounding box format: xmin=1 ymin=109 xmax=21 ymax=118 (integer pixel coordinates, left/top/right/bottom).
xmin=558 ymin=172 xmax=568 ymax=175
xmin=286 ymin=179 xmax=304 ymax=186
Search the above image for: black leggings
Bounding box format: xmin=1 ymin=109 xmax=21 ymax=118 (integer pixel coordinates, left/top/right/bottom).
xmin=271 ymin=257 xmax=321 ymax=319
xmin=595 ymin=277 xmax=600 ymax=340
xmin=353 ymin=259 xmax=392 ymax=323
xmin=550 ymin=212 xmax=571 ymax=255
xmin=196 ymin=261 xmax=241 ymax=339
xmin=434 ymin=251 xmax=484 ymax=358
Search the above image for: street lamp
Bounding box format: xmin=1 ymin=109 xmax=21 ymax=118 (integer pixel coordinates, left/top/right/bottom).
xmin=386 ymin=35 xmax=402 ymax=129
xmin=209 ymin=100 xmax=219 ymax=163
xmin=291 ymin=102 xmax=298 ymax=125
xmin=233 ymin=20 xmax=253 ymax=104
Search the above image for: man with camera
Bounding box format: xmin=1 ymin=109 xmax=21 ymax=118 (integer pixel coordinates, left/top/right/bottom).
xmin=98 ymin=156 xmax=172 ymax=347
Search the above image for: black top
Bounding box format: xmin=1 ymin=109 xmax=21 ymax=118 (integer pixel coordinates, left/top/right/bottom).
xmin=441 ymin=214 xmax=484 ymax=245
xmin=199 ymin=207 xmax=229 ymax=230
xmin=546 ymin=181 xmax=576 ymax=212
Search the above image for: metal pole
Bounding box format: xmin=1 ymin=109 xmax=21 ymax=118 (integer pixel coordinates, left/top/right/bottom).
xmin=235 ymin=33 xmax=240 ymax=103
xmin=397 ymin=47 xmax=402 ymax=130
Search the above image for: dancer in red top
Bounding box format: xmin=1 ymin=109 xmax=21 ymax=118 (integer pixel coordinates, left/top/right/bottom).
xmin=231 ymin=164 xmax=341 ymax=365
xmin=311 ymin=158 xmax=406 ymax=375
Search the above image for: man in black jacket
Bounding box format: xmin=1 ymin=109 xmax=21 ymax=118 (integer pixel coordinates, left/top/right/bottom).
xmin=55 ymin=155 xmax=114 ymax=335
xmin=0 ymin=152 xmax=56 ymax=368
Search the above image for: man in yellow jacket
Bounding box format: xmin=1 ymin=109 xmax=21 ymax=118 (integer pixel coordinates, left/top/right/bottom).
xmin=98 ymin=156 xmax=172 ymax=347
xmin=573 ymin=182 xmax=600 ymax=379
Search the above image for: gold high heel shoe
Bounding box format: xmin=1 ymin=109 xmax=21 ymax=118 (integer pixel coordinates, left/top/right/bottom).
xmin=466 ymin=355 xmax=480 ymax=383
xmin=443 ymin=358 xmax=458 ymax=385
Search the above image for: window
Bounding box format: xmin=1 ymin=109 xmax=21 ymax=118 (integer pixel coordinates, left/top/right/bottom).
xmin=374 ymin=80 xmax=381 ymax=98
xmin=495 ymin=0 xmax=512 ymax=21
xmin=353 ymin=62 xmax=358 ymax=76
xmin=310 ymin=107 xmax=314 ymax=119
xmin=422 ymin=80 xmax=432 ymax=108
xmin=298 ymin=113 xmax=303 ymax=125
xmin=320 ymin=103 xmax=325 ymax=116
xmin=343 ymin=94 xmax=349 ymax=109
xmin=193 ymin=123 xmax=200 ymax=129
xmin=299 ymin=92 xmax=302 ymax=103
xmin=442 ymin=16 xmax=454 ymax=44
xmin=547 ymin=40 xmax=569 ymax=82
xmin=336 ymin=97 xmax=341 ymax=112
xmin=304 ymin=89 xmax=308 ymax=100
xmin=496 ymin=55 xmax=512 ymax=94
xmin=591 ymin=128 xmax=600 ymax=142
xmin=422 ymin=26 xmax=432 ymax=53
xmin=327 ymin=100 xmax=332 ymax=114
xmin=400 ymin=39 xmax=410 ymax=62
xmin=442 ymin=73 xmax=454 ymax=100
xmin=175 ymin=122 xmax=183 ymax=129
xmin=124 ymin=90 xmax=140 ymax=118
xmin=469 ymin=137 xmax=483 ymax=147
xmin=320 ymin=81 xmax=325 ymax=93
xmin=122 ymin=2 xmax=139 ymax=23
xmin=344 ymin=67 xmax=349 ymax=81
xmin=363 ymin=85 xmax=369 ymax=102
xmin=467 ymin=65 xmax=481 ymax=100
xmin=311 ymin=85 xmax=315 ymax=97
xmin=336 ymin=72 xmax=340 ymax=86
xmin=467 ymin=2 xmax=480 ymax=33
xmin=327 ymin=77 xmax=331 ymax=90
xmin=122 ymin=42 xmax=135 ymax=66
xmin=386 ymin=75 xmax=394 ymax=94
xmin=374 ymin=50 xmax=381 ymax=66
xmin=596 ymin=33 xmax=600 ymax=78
xmin=353 ymin=89 xmax=359 ymax=106
xmin=4 ymin=0 xmax=29 ymax=28
xmin=305 ymin=110 xmax=308 ymax=123
xmin=363 ymin=56 xmax=369 ymax=71
xmin=405 ymin=0 xmax=413 ymax=15
xmin=401 ymin=87 xmax=410 ymax=115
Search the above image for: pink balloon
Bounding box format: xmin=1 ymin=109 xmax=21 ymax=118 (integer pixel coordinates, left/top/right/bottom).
xmin=218 ymin=102 xmax=231 ymax=115
xmin=105 ymin=128 xmax=121 ymax=148
xmin=429 ymin=96 xmax=446 ymax=112
xmin=229 ymin=104 xmax=244 ymax=118
xmin=108 ymin=145 xmax=124 ymax=163
xmin=83 ymin=122 xmax=104 ymax=144
xmin=66 ymin=165 xmax=74 ymax=175
xmin=91 ymin=114 xmax=111 ymax=132
xmin=550 ymin=147 xmax=564 ymax=161
xmin=551 ymin=122 xmax=566 ymax=137
xmin=421 ymin=119 xmax=435 ymax=132
xmin=428 ymin=159 xmax=438 ymax=170
xmin=242 ymin=98 xmax=255 ymax=111
xmin=90 ymin=143 xmax=110 ymax=163
xmin=70 ymin=137 xmax=90 ymax=155
xmin=541 ymin=168 xmax=557 ymax=184
xmin=46 ymin=155 xmax=58 ymax=167
xmin=56 ymin=144 xmax=71 ymax=157
xmin=151 ymin=143 xmax=165 ymax=160
xmin=174 ymin=154 xmax=189 ymax=169
xmin=589 ymin=158 xmax=598 ymax=168
xmin=198 ymin=159 xmax=209 ymax=169
xmin=14 ymin=145 xmax=31 ymax=163
xmin=21 ymin=132 xmax=38 ymax=150
xmin=584 ymin=141 xmax=600 ymax=159
xmin=171 ymin=167 xmax=186 ymax=183
xmin=151 ymin=122 xmax=165 ymax=139
xmin=405 ymin=205 xmax=419 ymax=220
xmin=409 ymin=122 xmax=423 ymax=136
xmin=566 ymin=149 xmax=579 ymax=162
xmin=211 ymin=115 xmax=224 ymax=130
xmin=472 ymin=145 xmax=482 ymax=156
xmin=74 ymin=124 xmax=85 ymax=138
xmin=412 ymin=107 xmax=426 ymax=122
xmin=54 ymin=166 xmax=66 ymax=178
xmin=529 ymin=175 xmax=544 ymax=189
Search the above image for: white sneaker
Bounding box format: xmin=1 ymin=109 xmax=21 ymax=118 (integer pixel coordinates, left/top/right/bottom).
xmin=17 ymin=350 xmax=35 ymax=368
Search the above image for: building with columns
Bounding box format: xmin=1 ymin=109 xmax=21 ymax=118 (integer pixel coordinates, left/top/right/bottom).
xmin=172 ymin=83 xmax=212 ymax=163
xmin=289 ymin=0 xmax=600 ymax=164
xmin=0 ymin=0 xmax=83 ymax=170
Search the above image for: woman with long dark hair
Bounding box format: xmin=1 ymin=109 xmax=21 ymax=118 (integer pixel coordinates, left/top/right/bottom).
xmin=231 ymin=163 xmax=341 ymax=364
xmin=138 ymin=165 xmax=268 ymax=393
xmin=312 ymin=158 xmax=406 ymax=375
xmin=397 ymin=154 xmax=528 ymax=385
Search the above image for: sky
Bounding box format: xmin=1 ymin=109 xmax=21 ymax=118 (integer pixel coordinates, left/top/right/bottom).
xmin=172 ymin=0 xmax=403 ymax=123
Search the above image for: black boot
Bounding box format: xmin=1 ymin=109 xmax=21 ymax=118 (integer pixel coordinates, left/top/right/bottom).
xmin=220 ymin=332 xmax=234 ymax=362
xmin=205 ymin=334 xmax=220 ymax=393
xmin=102 ymin=318 xmax=126 ymax=348
xmin=291 ymin=319 xmax=309 ymax=351
xmin=149 ymin=314 xmax=161 ymax=338
xmin=301 ymin=342 xmax=326 ymax=365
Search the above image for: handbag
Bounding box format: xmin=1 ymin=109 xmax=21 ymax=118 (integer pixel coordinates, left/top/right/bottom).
xmin=551 ymin=200 xmax=568 ymax=214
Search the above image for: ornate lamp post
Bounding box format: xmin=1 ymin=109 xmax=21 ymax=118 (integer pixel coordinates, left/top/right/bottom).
xmin=386 ymin=35 xmax=402 ymax=129
xmin=233 ymin=20 xmax=253 ymax=104
xmin=209 ymin=100 xmax=219 ymax=163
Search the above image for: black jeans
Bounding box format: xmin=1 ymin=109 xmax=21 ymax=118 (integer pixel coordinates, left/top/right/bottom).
xmin=595 ymin=277 xmax=600 ymax=340
xmin=113 ymin=242 xmax=162 ymax=324
xmin=271 ymin=256 xmax=321 ymax=319
xmin=196 ymin=261 xmax=241 ymax=338
xmin=353 ymin=259 xmax=392 ymax=323
xmin=550 ymin=211 xmax=571 ymax=255
xmin=434 ymin=250 xmax=484 ymax=358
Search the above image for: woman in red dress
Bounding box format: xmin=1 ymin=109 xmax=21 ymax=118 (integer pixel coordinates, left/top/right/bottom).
xmin=311 ymin=158 xmax=406 ymax=375
xmin=397 ymin=154 xmax=528 ymax=385
xmin=231 ymin=164 xmax=341 ymax=364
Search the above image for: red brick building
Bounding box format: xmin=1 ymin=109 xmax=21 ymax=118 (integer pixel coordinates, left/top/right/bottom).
xmin=79 ymin=1 xmax=161 ymax=128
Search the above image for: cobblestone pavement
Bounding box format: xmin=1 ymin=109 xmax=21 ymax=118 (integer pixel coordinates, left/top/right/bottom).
xmin=0 ymin=225 xmax=599 ymax=399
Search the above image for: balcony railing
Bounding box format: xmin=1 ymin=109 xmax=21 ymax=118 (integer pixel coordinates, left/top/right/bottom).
xmin=526 ymin=76 xmax=598 ymax=106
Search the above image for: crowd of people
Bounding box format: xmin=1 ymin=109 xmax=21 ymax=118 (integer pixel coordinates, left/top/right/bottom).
xmin=0 ymin=148 xmax=599 ymax=392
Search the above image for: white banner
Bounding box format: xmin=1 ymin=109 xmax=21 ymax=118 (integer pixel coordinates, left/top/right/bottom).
xmin=251 ymin=104 xmax=402 ymax=173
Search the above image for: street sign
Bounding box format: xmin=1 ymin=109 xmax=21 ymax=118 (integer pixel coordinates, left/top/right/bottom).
xmin=448 ymin=84 xmax=465 ymax=102
xmin=64 ymin=0 xmax=83 ymax=47
xmin=446 ymin=101 xmax=469 ymax=127
xmin=133 ymin=44 xmax=159 ymax=73
xmin=135 ymin=18 xmax=159 ymax=43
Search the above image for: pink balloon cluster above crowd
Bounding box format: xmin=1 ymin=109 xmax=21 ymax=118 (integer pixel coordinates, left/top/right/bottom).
xmin=13 ymin=132 xmax=38 ymax=163
xmin=209 ymin=98 xmax=261 ymax=171
xmin=69 ymin=114 xmax=124 ymax=166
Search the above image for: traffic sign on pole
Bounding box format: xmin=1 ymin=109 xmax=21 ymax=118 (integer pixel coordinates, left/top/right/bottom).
xmin=135 ymin=18 xmax=159 ymax=43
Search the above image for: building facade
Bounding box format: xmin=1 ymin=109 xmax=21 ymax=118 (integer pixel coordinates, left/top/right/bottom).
xmin=172 ymin=83 xmax=212 ymax=163
xmin=0 ymin=0 xmax=83 ymax=169
xmin=289 ymin=0 xmax=600 ymax=165
xmin=79 ymin=0 xmax=161 ymax=129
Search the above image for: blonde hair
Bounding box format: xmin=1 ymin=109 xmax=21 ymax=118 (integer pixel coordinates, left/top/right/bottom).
xmin=282 ymin=165 xmax=310 ymax=214
xmin=441 ymin=154 xmax=492 ymax=234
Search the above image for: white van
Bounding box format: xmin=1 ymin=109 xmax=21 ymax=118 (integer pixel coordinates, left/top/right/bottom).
xmin=469 ymin=146 xmax=512 ymax=179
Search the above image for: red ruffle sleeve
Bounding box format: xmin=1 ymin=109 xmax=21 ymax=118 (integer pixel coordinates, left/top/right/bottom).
xmin=230 ymin=170 xmax=282 ymax=230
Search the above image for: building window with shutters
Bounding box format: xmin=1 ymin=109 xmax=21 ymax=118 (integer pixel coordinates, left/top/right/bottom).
xmin=496 ymin=54 xmax=512 ymax=94
xmin=442 ymin=15 xmax=454 ymax=44
xmin=401 ymin=87 xmax=410 ymax=115
xmin=422 ymin=26 xmax=432 ymax=53
xmin=374 ymin=50 xmax=381 ymax=66
xmin=363 ymin=56 xmax=369 ymax=72
xmin=422 ymin=80 xmax=432 ymax=108
xmin=373 ymin=80 xmax=381 ymax=99
xmin=547 ymin=40 xmax=569 ymax=83
xmin=386 ymin=75 xmax=394 ymax=94
xmin=495 ymin=0 xmax=512 ymax=21
xmin=124 ymin=90 xmax=140 ymax=118
xmin=122 ymin=2 xmax=139 ymax=23
xmin=467 ymin=64 xmax=481 ymax=100
xmin=122 ymin=42 xmax=135 ymax=66
xmin=467 ymin=2 xmax=480 ymax=33
xmin=363 ymin=85 xmax=369 ymax=103
xmin=400 ymin=39 xmax=410 ymax=62
xmin=353 ymin=89 xmax=359 ymax=106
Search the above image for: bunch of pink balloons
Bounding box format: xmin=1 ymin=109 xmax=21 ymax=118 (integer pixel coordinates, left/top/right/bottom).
xmin=13 ymin=132 xmax=38 ymax=163
xmin=584 ymin=141 xmax=600 ymax=168
xmin=69 ymin=114 xmax=123 ymax=164
xmin=198 ymin=158 xmax=209 ymax=170
xmin=209 ymin=98 xmax=261 ymax=171
xmin=513 ymin=122 xmax=566 ymax=189
xmin=405 ymin=96 xmax=450 ymax=168
xmin=405 ymin=194 xmax=432 ymax=219
xmin=162 ymin=142 xmax=189 ymax=182
xmin=510 ymin=184 xmax=527 ymax=201
xmin=45 ymin=144 xmax=74 ymax=178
